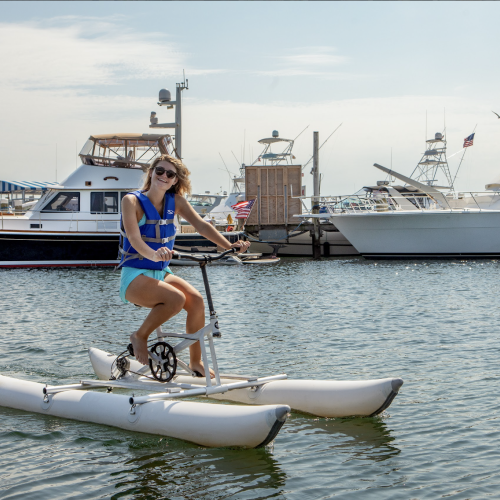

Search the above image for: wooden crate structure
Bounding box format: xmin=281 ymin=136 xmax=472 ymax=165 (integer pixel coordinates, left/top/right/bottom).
xmin=245 ymin=164 xmax=302 ymax=225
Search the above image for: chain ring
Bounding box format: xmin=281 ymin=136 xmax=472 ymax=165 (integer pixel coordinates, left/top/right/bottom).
xmin=115 ymin=355 xmax=130 ymax=377
xmin=149 ymin=341 xmax=177 ymax=382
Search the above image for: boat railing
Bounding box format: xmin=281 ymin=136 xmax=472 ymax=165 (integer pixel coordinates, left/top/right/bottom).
xmin=0 ymin=210 xmax=123 ymax=232
xmin=314 ymin=191 xmax=500 ymax=215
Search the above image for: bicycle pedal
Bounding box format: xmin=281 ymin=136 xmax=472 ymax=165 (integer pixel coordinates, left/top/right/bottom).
xmin=127 ymin=343 xmax=135 ymax=357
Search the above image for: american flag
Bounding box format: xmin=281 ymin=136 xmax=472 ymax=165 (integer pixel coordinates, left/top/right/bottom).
xmin=463 ymin=133 xmax=475 ymax=148
xmin=231 ymin=199 xmax=256 ymax=219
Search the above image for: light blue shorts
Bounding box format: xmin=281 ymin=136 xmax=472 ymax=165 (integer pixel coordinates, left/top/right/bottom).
xmin=120 ymin=266 xmax=174 ymax=304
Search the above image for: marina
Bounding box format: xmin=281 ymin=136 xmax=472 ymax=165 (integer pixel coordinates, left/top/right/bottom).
xmin=1 ymin=1 xmax=500 ymax=497
xmin=0 ymin=78 xmax=499 ymax=498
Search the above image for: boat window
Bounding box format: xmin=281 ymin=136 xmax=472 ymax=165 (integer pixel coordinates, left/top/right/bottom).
xmin=42 ymin=192 xmax=80 ymax=212
xmin=91 ymin=192 xmax=119 ymax=213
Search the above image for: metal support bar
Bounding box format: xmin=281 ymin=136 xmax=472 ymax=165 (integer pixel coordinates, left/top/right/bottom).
xmin=207 ymin=335 xmax=221 ymax=386
xmin=199 ymin=333 xmax=212 ymax=387
xmin=43 ymin=382 xmax=92 ymax=394
xmin=129 ymin=374 xmax=288 ymax=405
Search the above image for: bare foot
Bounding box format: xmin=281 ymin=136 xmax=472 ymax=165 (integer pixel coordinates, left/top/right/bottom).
xmin=190 ymin=360 xmax=215 ymax=379
xmin=130 ymin=332 xmax=150 ymax=365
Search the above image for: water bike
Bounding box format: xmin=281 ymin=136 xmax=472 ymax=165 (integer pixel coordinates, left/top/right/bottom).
xmin=0 ymin=249 xmax=403 ymax=448
xmin=91 ymin=250 xmax=403 ymax=412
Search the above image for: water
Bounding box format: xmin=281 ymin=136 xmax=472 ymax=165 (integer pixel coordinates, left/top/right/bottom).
xmin=1 ymin=258 xmax=499 ymax=499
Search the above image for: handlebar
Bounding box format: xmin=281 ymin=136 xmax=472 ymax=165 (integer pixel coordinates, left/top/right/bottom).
xmin=171 ymin=248 xmax=238 ymax=263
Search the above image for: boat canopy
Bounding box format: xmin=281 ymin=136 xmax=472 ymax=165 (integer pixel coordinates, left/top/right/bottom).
xmin=0 ymin=180 xmax=59 ymax=193
xmin=79 ymin=133 xmax=175 ymax=170
xmin=258 ymin=137 xmax=292 ymax=145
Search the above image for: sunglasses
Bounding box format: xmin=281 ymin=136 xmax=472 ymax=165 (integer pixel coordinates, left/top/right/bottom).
xmin=154 ymin=166 xmax=177 ymax=179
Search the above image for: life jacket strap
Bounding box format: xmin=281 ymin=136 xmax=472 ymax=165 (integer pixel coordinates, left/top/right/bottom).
xmin=141 ymin=234 xmax=176 ymax=244
xmin=116 ymin=247 xmax=144 ymax=269
xmin=145 ymin=218 xmax=175 ymax=225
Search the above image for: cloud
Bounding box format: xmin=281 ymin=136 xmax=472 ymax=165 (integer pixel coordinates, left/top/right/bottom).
xmin=0 ymin=19 xmax=352 ymax=93
xmin=253 ymin=46 xmax=349 ymax=77
xmin=0 ymin=17 xmax=219 ymax=91
xmin=281 ymin=46 xmax=347 ymax=67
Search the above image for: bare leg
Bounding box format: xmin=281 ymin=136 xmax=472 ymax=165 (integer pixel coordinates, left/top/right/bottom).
xmin=164 ymin=274 xmax=215 ymax=378
xmin=125 ymin=275 xmax=186 ymax=365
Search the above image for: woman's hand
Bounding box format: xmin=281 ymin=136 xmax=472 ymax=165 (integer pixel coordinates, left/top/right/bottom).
xmin=230 ymin=240 xmax=251 ymax=254
xmin=152 ymin=247 xmax=173 ymax=262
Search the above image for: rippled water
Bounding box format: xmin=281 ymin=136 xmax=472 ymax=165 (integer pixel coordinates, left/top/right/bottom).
xmin=1 ymin=258 xmax=499 ymax=499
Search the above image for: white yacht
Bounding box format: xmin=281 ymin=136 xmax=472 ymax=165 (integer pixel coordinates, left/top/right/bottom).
xmin=0 ymin=133 xmax=242 ymax=268
xmin=326 ymin=133 xmax=500 ymax=258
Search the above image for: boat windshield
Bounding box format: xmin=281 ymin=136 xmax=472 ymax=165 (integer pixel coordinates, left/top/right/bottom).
xmin=41 ymin=192 xmax=80 ymax=212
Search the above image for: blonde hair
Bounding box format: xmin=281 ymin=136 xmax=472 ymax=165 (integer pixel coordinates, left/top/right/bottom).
xmin=141 ymin=154 xmax=192 ymax=196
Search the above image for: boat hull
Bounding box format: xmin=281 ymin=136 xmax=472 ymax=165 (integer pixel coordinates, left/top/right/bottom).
xmin=89 ymin=348 xmax=403 ymax=417
xmin=0 ymin=231 xmax=243 ymax=268
xmin=331 ymin=210 xmax=500 ymax=258
xmin=0 ymin=374 xmax=289 ymax=448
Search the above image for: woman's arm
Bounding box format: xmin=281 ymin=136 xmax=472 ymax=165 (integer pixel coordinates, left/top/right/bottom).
xmin=175 ymin=195 xmax=250 ymax=252
xmin=122 ymin=195 xmax=171 ymax=262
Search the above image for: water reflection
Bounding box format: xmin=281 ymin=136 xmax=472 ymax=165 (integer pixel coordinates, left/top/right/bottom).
xmin=290 ymin=414 xmax=400 ymax=461
xmin=112 ymin=446 xmax=286 ymax=499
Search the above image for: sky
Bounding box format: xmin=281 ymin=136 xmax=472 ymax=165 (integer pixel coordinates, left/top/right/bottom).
xmin=1 ymin=1 xmax=499 ymax=196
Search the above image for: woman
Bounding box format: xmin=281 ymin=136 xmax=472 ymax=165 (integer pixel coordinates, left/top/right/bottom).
xmin=119 ymin=154 xmax=250 ymax=376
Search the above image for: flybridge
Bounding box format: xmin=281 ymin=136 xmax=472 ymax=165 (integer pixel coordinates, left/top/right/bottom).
xmin=78 ymin=133 xmax=176 ymax=171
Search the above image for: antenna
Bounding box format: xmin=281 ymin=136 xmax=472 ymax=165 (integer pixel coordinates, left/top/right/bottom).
xmin=425 ymin=110 xmax=427 ymax=142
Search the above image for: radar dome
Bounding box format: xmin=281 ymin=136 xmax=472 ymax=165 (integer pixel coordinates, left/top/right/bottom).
xmin=435 ymin=132 xmax=443 ymax=140
xmin=272 ymin=130 xmax=279 ymax=138
xmin=159 ymin=89 xmax=171 ymax=102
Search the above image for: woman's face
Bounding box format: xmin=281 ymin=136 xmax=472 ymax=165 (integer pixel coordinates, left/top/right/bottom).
xmin=150 ymin=160 xmax=178 ymax=190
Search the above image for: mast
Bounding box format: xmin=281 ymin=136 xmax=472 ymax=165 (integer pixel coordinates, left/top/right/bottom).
xmin=150 ymin=75 xmax=189 ymax=159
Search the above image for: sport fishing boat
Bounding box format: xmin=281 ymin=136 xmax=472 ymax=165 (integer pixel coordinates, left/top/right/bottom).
xmin=0 ymin=133 xmax=243 ymax=268
xmin=0 ymin=250 xmax=403 ymax=447
xmin=302 ymin=131 xmax=500 ymax=258
xmin=327 ymin=161 xmax=500 ymax=258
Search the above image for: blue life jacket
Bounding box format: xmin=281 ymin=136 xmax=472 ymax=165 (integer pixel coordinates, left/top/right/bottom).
xmin=118 ymin=190 xmax=176 ymax=270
